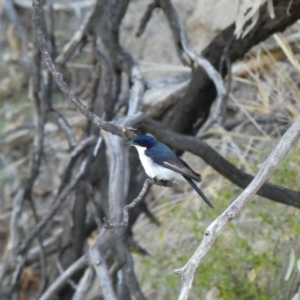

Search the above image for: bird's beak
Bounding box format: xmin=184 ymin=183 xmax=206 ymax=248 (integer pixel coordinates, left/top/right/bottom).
xmin=123 ymin=140 xmax=133 ymax=146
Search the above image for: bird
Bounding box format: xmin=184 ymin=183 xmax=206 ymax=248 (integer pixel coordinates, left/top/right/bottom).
xmin=124 ymin=135 xmax=213 ymax=208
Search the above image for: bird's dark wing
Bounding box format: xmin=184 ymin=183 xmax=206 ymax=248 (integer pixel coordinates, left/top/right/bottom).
xmin=146 ymin=142 xmax=212 ymax=207
xmin=162 ymin=159 xmax=201 ymax=182
xmin=146 ymin=142 xmax=201 ymax=182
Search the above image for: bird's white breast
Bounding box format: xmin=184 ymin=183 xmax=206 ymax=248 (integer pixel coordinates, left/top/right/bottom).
xmin=134 ymin=145 xmax=182 ymax=181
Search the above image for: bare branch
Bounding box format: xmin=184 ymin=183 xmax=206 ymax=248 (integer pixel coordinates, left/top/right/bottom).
xmin=103 ymin=179 xmax=152 ymax=229
xmin=90 ymin=245 xmax=117 ymax=300
xmin=174 ymin=116 xmax=300 ymax=300
xmin=123 ymin=248 xmax=148 ymax=300
xmin=4 ymin=0 xmax=30 ymax=71
xmin=72 ymin=267 xmax=94 ymax=300
xmin=14 ymin=0 xmax=96 ymax=11
xmin=55 ymin=0 xmax=107 ymax=66
xmin=104 ymin=177 xmax=178 ymax=228
xmin=33 ymin=0 xmax=136 ymax=141
xmin=39 ymin=255 xmax=89 ymax=300
xmin=19 ymin=156 xmax=91 ymax=254
xmin=136 ymin=2 xmax=158 ymax=38
xmin=157 ymin=0 xmax=226 ymax=127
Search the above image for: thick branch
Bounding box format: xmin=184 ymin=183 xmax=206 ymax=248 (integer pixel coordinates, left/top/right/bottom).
xmin=141 ymin=118 xmax=300 ymax=208
xmin=164 ymin=0 xmax=300 ymax=134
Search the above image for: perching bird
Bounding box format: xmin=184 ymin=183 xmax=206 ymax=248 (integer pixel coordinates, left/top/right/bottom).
xmin=125 ymin=135 xmax=213 ymax=208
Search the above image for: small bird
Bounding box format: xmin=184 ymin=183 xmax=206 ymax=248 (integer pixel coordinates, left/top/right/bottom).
xmin=125 ymin=135 xmax=213 ymax=208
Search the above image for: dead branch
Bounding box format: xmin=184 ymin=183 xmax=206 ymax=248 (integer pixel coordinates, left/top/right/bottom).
xmin=19 ymin=156 xmax=91 ymax=254
xmin=162 ymin=1 xmax=300 ymax=135
xmin=157 ymin=0 xmax=227 ymax=128
xmin=103 ymin=178 xmax=152 ymax=228
xmin=14 ymin=0 xmax=96 ymax=11
xmin=39 ymin=255 xmax=89 ymax=300
xmin=174 ymin=115 xmax=300 ymax=300
xmin=104 ymin=178 xmax=177 ymax=229
xmin=90 ymin=245 xmax=117 ymax=300
xmin=54 ymin=0 xmax=109 ymax=66
xmin=136 ymin=2 xmax=158 ymax=38
xmin=141 ymin=118 xmax=300 ymax=208
xmin=4 ymin=0 xmax=30 ymax=71
xmin=33 ymin=0 xmax=137 ymax=141
xmin=72 ymin=267 xmax=94 ymax=300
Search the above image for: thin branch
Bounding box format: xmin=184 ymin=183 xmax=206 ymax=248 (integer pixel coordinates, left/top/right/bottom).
xmin=14 ymin=0 xmax=96 ymax=11
xmin=48 ymin=110 xmax=77 ymax=148
xmin=104 ymin=178 xmax=177 ymax=228
xmin=103 ymin=179 xmax=152 ymax=228
xmin=33 ymin=0 xmax=136 ymax=141
xmin=136 ymin=2 xmax=158 ymax=37
xmin=123 ymin=248 xmax=148 ymax=300
xmin=89 ymin=245 xmax=117 ymax=300
xmin=55 ymin=0 xmax=107 ymax=66
xmin=72 ymin=267 xmax=94 ymax=300
xmin=39 ymin=255 xmax=88 ymax=300
xmin=58 ymin=135 xmax=97 ymax=193
xmin=157 ymin=0 xmax=226 ymax=127
xmin=173 ymin=116 xmax=300 ymax=300
xmin=19 ymin=156 xmax=91 ymax=254
xmin=4 ymin=0 xmax=30 ymax=71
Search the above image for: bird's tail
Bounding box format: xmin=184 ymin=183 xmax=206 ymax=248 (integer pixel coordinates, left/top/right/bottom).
xmin=183 ymin=176 xmax=214 ymax=208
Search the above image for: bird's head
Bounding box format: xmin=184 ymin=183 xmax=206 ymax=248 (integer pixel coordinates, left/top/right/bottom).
xmin=124 ymin=135 xmax=156 ymax=149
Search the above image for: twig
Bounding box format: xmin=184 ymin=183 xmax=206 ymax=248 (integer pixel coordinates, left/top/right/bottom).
xmin=40 ymin=5 xmax=77 ymax=149
xmin=94 ymin=46 xmax=119 ymax=121
xmin=8 ymin=189 xmax=25 ymax=256
xmin=48 ymin=110 xmax=77 ymax=148
xmin=89 ymin=245 xmax=117 ymax=300
xmin=55 ymin=0 xmax=107 ymax=66
xmin=98 ymin=0 xmax=145 ymax=117
xmin=123 ymin=248 xmax=147 ymax=300
xmin=200 ymin=36 xmax=234 ymax=132
xmin=136 ymin=2 xmax=158 ymax=37
xmin=58 ymin=135 xmax=97 ymax=193
xmin=71 ymin=267 xmax=94 ymax=300
xmin=104 ymin=178 xmax=177 ymax=228
xmin=14 ymin=0 xmax=96 ymax=11
xmin=19 ymin=156 xmax=91 ymax=254
xmin=0 ymin=189 xmax=25 ymax=283
xmin=157 ymin=0 xmax=226 ymax=128
xmin=173 ymin=116 xmax=300 ymax=300
xmin=103 ymin=179 xmax=152 ymax=228
xmin=39 ymin=255 xmax=88 ymax=300
xmin=33 ymin=0 xmax=136 ymax=141
xmin=0 ymin=230 xmax=62 ymax=276
xmin=4 ymin=0 xmax=30 ymax=71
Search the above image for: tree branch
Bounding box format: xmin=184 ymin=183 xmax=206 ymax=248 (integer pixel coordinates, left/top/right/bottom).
xmin=141 ymin=118 xmax=300 ymax=208
xmin=157 ymin=0 xmax=226 ymax=127
xmin=33 ymin=0 xmax=137 ymax=141
xmin=164 ymin=0 xmax=300 ymax=135
xmin=39 ymin=255 xmax=88 ymax=300
xmin=174 ymin=117 xmax=300 ymax=300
